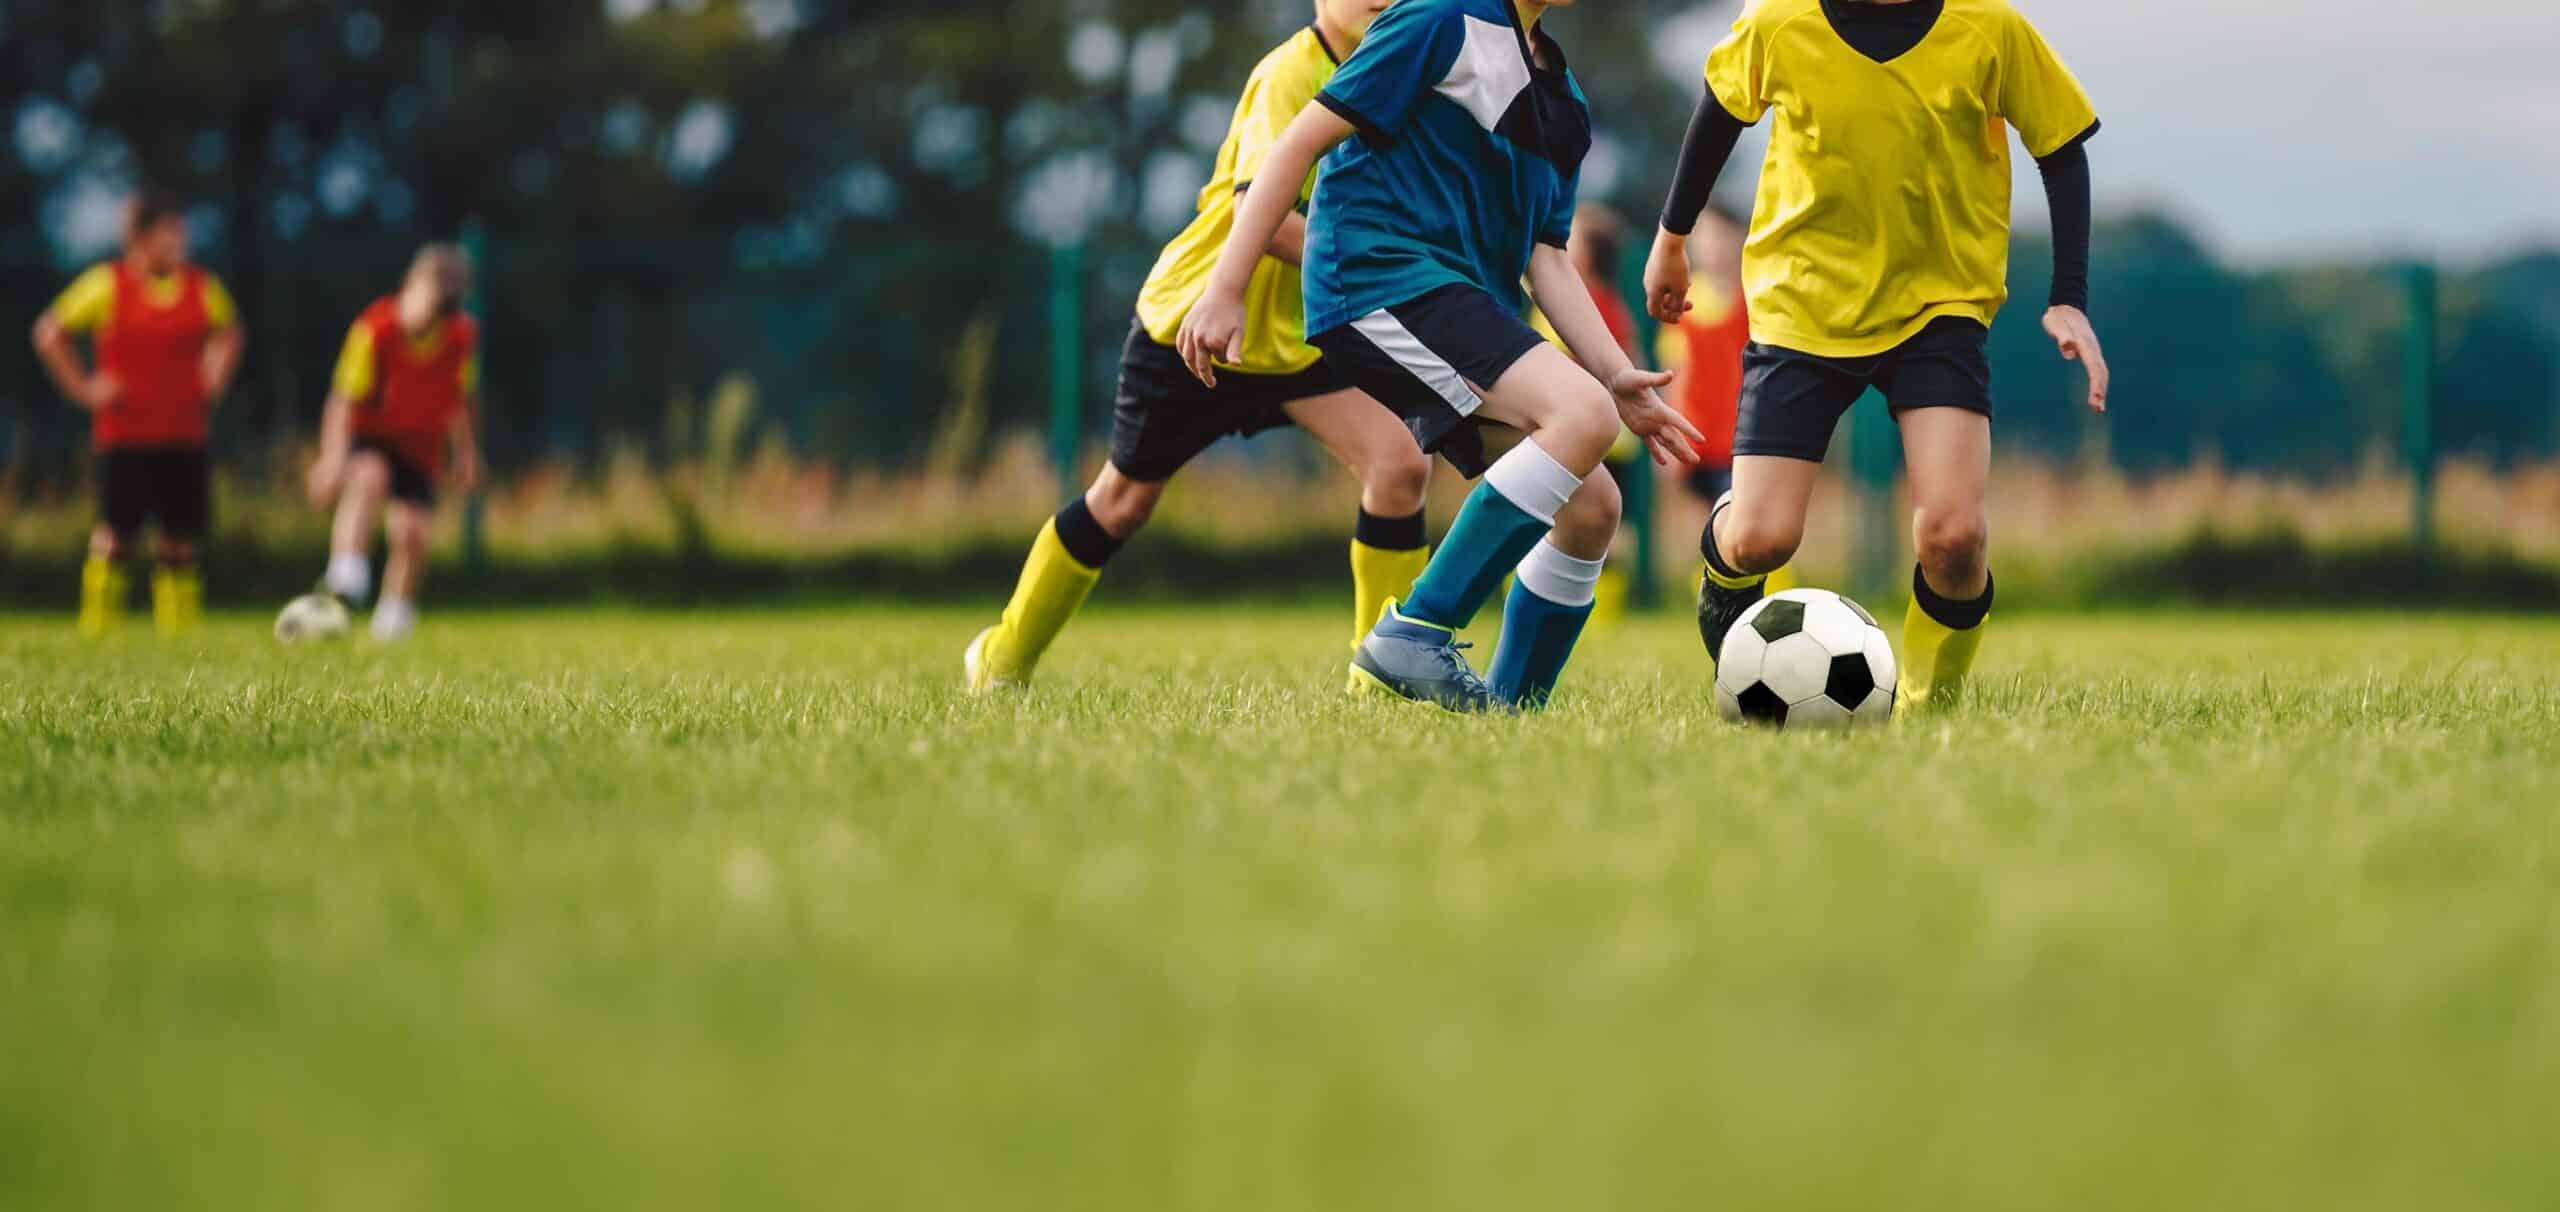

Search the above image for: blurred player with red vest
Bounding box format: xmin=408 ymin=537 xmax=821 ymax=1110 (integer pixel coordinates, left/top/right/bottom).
xmin=32 ymin=188 xmax=246 ymax=637
xmin=305 ymin=245 xmax=483 ymax=641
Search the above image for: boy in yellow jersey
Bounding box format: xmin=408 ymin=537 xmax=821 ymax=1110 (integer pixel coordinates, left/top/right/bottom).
xmin=968 ymin=0 xmax=1429 ymax=692
xmin=31 ymin=189 xmax=245 ymax=637
xmin=1645 ymin=0 xmax=2111 ymax=713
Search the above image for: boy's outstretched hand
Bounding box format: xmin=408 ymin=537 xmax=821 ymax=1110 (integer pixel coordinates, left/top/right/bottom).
xmin=1175 ymin=292 xmax=1247 ymax=388
xmin=1609 ymin=367 xmax=1706 ymax=468
xmin=1642 ymin=230 xmax=1694 ymax=325
xmin=2043 ymin=305 xmax=2109 ymax=413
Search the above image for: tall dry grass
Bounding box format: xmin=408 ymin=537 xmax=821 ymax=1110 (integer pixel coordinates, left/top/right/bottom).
xmin=4 ymin=432 xmax=2554 ymax=580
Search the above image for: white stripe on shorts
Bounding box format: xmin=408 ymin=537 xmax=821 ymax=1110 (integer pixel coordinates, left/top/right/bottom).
xmin=1350 ymin=309 xmax=1482 ymax=419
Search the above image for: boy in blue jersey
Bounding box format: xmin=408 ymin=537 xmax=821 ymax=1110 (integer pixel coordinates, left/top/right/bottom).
xmin=1181 ymin=0 xmax=1705 ymax=712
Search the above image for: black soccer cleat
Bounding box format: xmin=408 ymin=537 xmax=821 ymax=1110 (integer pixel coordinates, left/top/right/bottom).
xmin=1697 ymin=573 xmax=1765 ymax=664
xmin=1696 ymin=490 xmax=1767 ymax=664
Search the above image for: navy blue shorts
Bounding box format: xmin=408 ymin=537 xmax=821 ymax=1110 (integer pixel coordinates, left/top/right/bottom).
xmin=1307 ymin=284 xmax=1547 ymax=479
xmin=1735 ymin=317 xmax=1994 ymax=463
xmin=1107 ymin=320 xmax=1348 ymax=483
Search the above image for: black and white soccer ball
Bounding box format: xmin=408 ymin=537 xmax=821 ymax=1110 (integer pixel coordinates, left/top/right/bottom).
xmin=1714 ymin=588 xmax=1897 ymax=730
xmin=274 ymin=593 xmax=352 ymax=645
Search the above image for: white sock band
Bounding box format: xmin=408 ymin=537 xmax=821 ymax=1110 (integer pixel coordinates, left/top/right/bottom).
xmin=325 ymin=553 xmax=372 ymax=602
xmin=1515 ymin=539 xmax=1605 ymax=608
xmin=1482 ymin=439 xmax=1582 ymax=528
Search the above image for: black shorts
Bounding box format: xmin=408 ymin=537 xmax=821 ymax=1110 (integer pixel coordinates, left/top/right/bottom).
xmin=98 ymin=444 xmax=210 ymax=542
xmin=1307 ymin=284 xmax=1548 ymax=479
xmin=1735 ymin=317 xmax=1994 ymax=463
xmin=352 ymin=437 xmax=436 ymax=507
xmin=1107 ymin=320 xmax=1346 ymax=483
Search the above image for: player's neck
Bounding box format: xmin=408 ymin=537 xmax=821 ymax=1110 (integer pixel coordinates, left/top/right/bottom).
xmin=1314 ymin=11 xmax=1362 ymax=57
xmin=123 ymin=252 xmax=180 ymax=280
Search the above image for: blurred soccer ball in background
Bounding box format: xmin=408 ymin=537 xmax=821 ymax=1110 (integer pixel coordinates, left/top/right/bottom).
xmin=274 ymin=594 xmax=352 ymax=645
xmin=1715 ymin=588 xmax=1897 ymax=730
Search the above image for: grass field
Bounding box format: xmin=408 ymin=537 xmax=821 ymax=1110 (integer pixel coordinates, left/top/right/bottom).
xmin=5 ymin=605 xmax=2558 ymax=1210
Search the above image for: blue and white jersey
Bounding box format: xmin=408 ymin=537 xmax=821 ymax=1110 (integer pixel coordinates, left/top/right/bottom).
xmin=1302 ymin=0 xmax=1591 ymax=339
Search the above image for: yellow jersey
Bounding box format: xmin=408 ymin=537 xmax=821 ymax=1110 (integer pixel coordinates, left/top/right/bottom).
xmin=49 ymin=264 xmax=238 ymax=336
xmin=1707 ymin=0 xmax=2096 ymax=357
xmin=1133 ymin=25 xmax=1342 ymax=375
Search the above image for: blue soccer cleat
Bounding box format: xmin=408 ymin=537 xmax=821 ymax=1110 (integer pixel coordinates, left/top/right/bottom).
xmin=1349 ymin=601 xmax=1500 ymax=714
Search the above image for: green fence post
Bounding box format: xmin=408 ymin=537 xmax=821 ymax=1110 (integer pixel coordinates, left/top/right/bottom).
xmin=2401 ymin=263 xmax=2437 ymax=556
xmin=1848 ymin=391 xmax=1900 ymax=601
xmin=1048 ymin=242 xmax=1085 ymax=492
xmin=460 ymin=218 xmax=488 ymax=576
xmin=1618 ymin=242 xmax=1661 ymax=609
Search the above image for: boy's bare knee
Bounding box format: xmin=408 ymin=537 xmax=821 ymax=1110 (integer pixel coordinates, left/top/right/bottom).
xmin=1363 ymin=447 xmax=1431 ymax=515
xmin=1084 ymin=474 xmax=1161 ymax=538
xmin=1721 ymin=513 xmax=1802 ymax=574
xmin=1912 ymin=504 xmax=1988 ymax=571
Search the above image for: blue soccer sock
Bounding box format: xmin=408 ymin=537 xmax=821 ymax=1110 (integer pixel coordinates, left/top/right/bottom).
xmin=1400 ymin=440 xmax=1582 ymax=631
xmin=1489 ymin=539 xmax=1604 ymax=708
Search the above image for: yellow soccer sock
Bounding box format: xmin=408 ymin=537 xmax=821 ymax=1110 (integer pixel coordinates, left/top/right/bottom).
xmin=1702 ymin=559 xmax=1765 ymax=592
xmin=1898 ymin=568 xmax=1993 ymax=714
xmin=1349 ymin=538 xmax=1430 ymax=651
xmin=985 ymin=518 xmax=1102 ymax=681
xmin=153 ymin=566 xmax=204 ymax=636
xmin=79 ymin=556 xmax=127 ymax=639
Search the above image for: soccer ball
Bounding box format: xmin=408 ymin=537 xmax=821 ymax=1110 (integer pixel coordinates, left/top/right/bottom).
xmin=274 ymin=594 xmax=352 ymax=644
xmin=1714 ymin=588 xmax=1897 ymax=730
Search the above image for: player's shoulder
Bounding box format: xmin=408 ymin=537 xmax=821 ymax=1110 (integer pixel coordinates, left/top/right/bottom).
xmin=359 ymin=296 xmax=400 ymax=328
xmin=1942 ymin=0 xmax=2040 ymax=43
xmin=1247 ymin=25 xmax=1334 ymax=95
xmin=449 ymin=312 xmax=481 ymax=345
xmin=69 ymin=263 xmax=118 ymax=292
xmin=1732 ymin=0 xmax=1824 ymax=36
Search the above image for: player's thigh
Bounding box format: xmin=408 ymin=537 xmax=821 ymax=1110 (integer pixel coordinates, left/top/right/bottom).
xmin=1725 ymin=454 xmax=1821 ymax=546
xmin=1472 ymin=342 xmax=1617 ymax=460
xmin=386 ymin=501 xmax=436 ymax=551
xmin=1283 ymin=388 xmax=1425 ymax=476
xmin=1895 ymin=406 xmax=1990 ymax=512
xmin=155 ymin=447 xmax=211 ymax=547
xmin=344 ymin=448 xmax=394 ymax=498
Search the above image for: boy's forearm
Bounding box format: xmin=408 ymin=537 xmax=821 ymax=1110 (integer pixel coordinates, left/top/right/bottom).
xmin=31 ymin=321 xmax=90 ymax=401
xmin=203 ymin=327 xmax=245 ymax=400
xmin=1266 ymin=212 xmax=1309 ymax=268
xmin=1528 ymin=249 xmax=1634 ymax=380
xmin=451 ymin=399 xmax=481 ymax=456
xmin=317 ymin=394 xmax=354 ymax=460
xmin=1208 ymin=107 xmax=1348 ymax=297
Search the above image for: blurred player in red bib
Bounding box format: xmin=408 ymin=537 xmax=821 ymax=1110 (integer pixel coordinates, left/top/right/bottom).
xmin=33 ymin=188 xmax=245 ymax=638
xmin=304 ymin=245 xmax=483 ymax=641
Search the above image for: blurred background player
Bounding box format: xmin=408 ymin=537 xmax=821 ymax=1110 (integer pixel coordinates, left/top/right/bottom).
xmin=30 ymin=187 xmax=244 ymax=638
xmin=1648 ymin=0 xmax=2107 ymax=712
xmin=967 ymin=0 xmax=1431 ymax=692
xmin=304 ymin=245 xmax=483 ymax=642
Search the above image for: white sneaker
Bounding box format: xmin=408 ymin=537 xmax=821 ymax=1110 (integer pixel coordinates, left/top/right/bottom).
xmin=963 ymin=627 xmax=1022 ymax=694
xmin=371 ymin=598 xmax=419 ymax=642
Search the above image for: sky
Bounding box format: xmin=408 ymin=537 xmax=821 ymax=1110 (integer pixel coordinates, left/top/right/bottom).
xmin=1656 ymin=0 xmax=2560 ymax=265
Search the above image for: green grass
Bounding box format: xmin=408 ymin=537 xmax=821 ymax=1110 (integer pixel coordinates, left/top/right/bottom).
xmin=4 ymin=606 xmax=2558 ymax=1210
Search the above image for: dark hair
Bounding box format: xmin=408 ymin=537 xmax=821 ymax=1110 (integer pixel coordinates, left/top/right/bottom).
xmin=1574 ymin=205 xmax=1625 ymax=271
xmin=126 ymin=187 xmax=187 ymax=240
xmin=409 ymin=243 xmax=475 ymax=315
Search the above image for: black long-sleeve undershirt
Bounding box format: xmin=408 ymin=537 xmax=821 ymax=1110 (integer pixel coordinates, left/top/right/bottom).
xmin=1656 ymin=87 xmax=2099 ymax=314
xmin=1658 ymin=89 xmax=1745 ymax=240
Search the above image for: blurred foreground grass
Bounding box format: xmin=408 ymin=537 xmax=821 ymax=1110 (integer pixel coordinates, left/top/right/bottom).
xmin=3 ymin=607 xmax=2558 ymax=1209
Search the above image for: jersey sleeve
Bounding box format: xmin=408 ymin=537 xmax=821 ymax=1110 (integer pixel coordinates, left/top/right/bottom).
xmin=458 ymin=321 xmax=482 ymax=397
xmin=198 ymin=274 xmax=239 ymax=329
xmin=331 ymin=320 xmax=379 ymax=401
xmin=1996 ymin=10 xmax=2098 ymax=158
xmin=1702 ymin=7 xmax=1771 ymax=124
xmin=1316 ymin=0 xmax=1466 ymax=144
xmin=46 ymin=267 xmax=116 ymax=334
xmin=1539 ymin=168 xmax=1580 ymax=250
